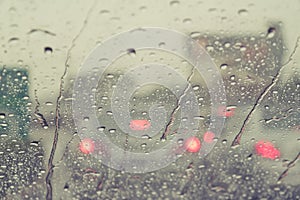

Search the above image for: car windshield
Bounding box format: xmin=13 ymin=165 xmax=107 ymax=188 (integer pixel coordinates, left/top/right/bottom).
xmin=0 ymin=0 xmax=299 ymax=199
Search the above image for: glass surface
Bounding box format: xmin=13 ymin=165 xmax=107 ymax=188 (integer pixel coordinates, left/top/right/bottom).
xmin=0 ymin=0 xmax=299 ymax=199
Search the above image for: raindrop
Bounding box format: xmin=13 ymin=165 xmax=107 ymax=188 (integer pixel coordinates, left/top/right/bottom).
xmin=106 ymin=111 xmax=113 ymax=115
xmin=182 ymin=117 xmax=188 ymax=122
xmin=177 ymin=138 xmax=184 ymax=146
xmin=44 ymin=47 xmax=53 ymax=55
xmin=240 ymin=46 xmax=247 ymax=52
xmin=0 ymin=123 xmax=7 ymax=127
xmin=230 ymin=81 xmax=237 ymax=86
xmin=140 ymin=143 xmax=147 ymax=148
xmin=193 ymin=116 xmax=205 ymax=120
xmin=127 ymin=48 xmax=136 ymax=57
xmin=9 ymin=7 xmax=16 ymax=13
xmin=272 ymin=90 xmax=278 ymax=94
xmin=0 ymin=113 xmax=5 ymax=119
xmin=183 ymin=18 xmax=192 ymax=24
xmin=30 ymin=141 xmax=39 ymax=146
xmin=139 ymin=6 xmax=147 ymax=12
xmin=97 ymin=126 xmax=106 ymax=131
xmin=158 ymin=42 xmax=166 ymax=48
xmin=45 ymin=102 xmax=53 ymax=106
xmin=193 ymin=85 xmax=200 ymax=90
xmin=190 ymin=32 xmax=201 ymax=38
xmin=220 ymin=63 xmax=228 ymax=70
xmin=17 ymin=59 xmax=23 ymax=65
xmin=206 ymin=45 xmax=214 ymax=52
xmin=8 ymin=37 xmax=19 ymax=45
xmin=235 ymin=58 xmax=241 ymax=62
xmin=170 ymin=0 xmax=180 ymax=7
xmin=141 ymin=135 xmax=151 ymax=139
xmin=0 ymin=173 xmax=5 ymax=179
xmin=198 ymin=165 xmax=205 ymax=169
xmin=208 ymin=8 xmax=217 ymax=13
xmin=238 ymin=9 xmax=248 ymax=16
xmin=64 ymin=183 xmax=69 ymax=191
xmin=224 ymin=42 xmax=231 ymax=48
xmin=99 ymin=10 xmax=110 ymax=15
xmin=264 ymin=105 xmax=270 ymax=110
xmin=106 ymin=74 xmax=114 ymax=79
xmin=267 ymin=27 xmax=276 ymax=39
xmin=109 ymin=129 xmax=116 ymax=133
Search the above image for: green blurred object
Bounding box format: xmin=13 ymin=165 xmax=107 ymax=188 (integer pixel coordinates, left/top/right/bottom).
xmin=0 ymin=67 xmax=30 ymax=138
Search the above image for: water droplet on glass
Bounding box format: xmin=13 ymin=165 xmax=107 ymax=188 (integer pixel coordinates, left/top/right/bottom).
xmin=235 ymin=58 xmax=241 ymax=62
xmin=183 ymin=18 xmax=192 ymax=24
xmin=97 ymin=126 xmax=106 ymax=131
xmin=0 ymin=113 xmax=5 ymax=119
xmin=265 ymin=105 xmax=270 ymax=110
xmin=45 ymin=102 xmax=53 ymax=106
xmin=127 ymin=48 xmax=136 ymax=57
xmin=240 ymin=46 xmax=247 ymax=52
xmin=177 ymin=138 xmax=184 ymax=146
xmin=267 ymin=27 xmax=276 ymax=39
xmin=170 ymin=0 xmax=180 ymax=7
xmin=272 ymin=90 xmax=278 ymax=94
xmin=8 ymin=37 xmax=19 ymax=45
xmin=141 ymin=135 xmax=151 ymax=139
xmin=158 ymin=42 xmax=166 ymax=48
xmin=224 ymin=42 xmax=231 ymax=48
xmin=194 ymin=116 xmax=205 ymax=120
xmin=106 ymin=74 xmax=114 ymax=79
xmin=220 ymin=63 xmax=228 ymax=70
xmin=9 ymin=7 xmax=16 ymax=13
xmin=17 ymin=60 xmax=23 ymax=65
xmin=190 ymin=32 xmax=201 ymax=39
xmin=99 ymin=10 xmax=110 ymax=15
xmin=30 ymin=141 xmax=39 ymax=147
xmin=109 ymin=129 xmax=116 ymax=133
xmin=140 ymin=143 xmax=147 ymax=148
xmin=193 ymin=85 xmax=200 ymax=90
xmin=208 ymin=8 xmax=217 ymax=13
xmin=0 ymin=173 xmax=5 ymax=179
xmin=44 ymin=47 xmax=53 ymax=55
xmin=139 ymin=6 xmax=147 ymax=12
xmin=230 ymin=81 xmax=237 ymax=86
xmin=206 ymin=45 xmax=214 ymax=52
xmin=238 ymin=9 xmax=248 ymax=16
xmin=0 ymin=123 xmax=8 ymax=127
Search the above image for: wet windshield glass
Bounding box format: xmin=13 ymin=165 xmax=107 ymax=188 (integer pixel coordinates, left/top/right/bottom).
xmin=0 ymin=0 xmax=299 ymax=199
